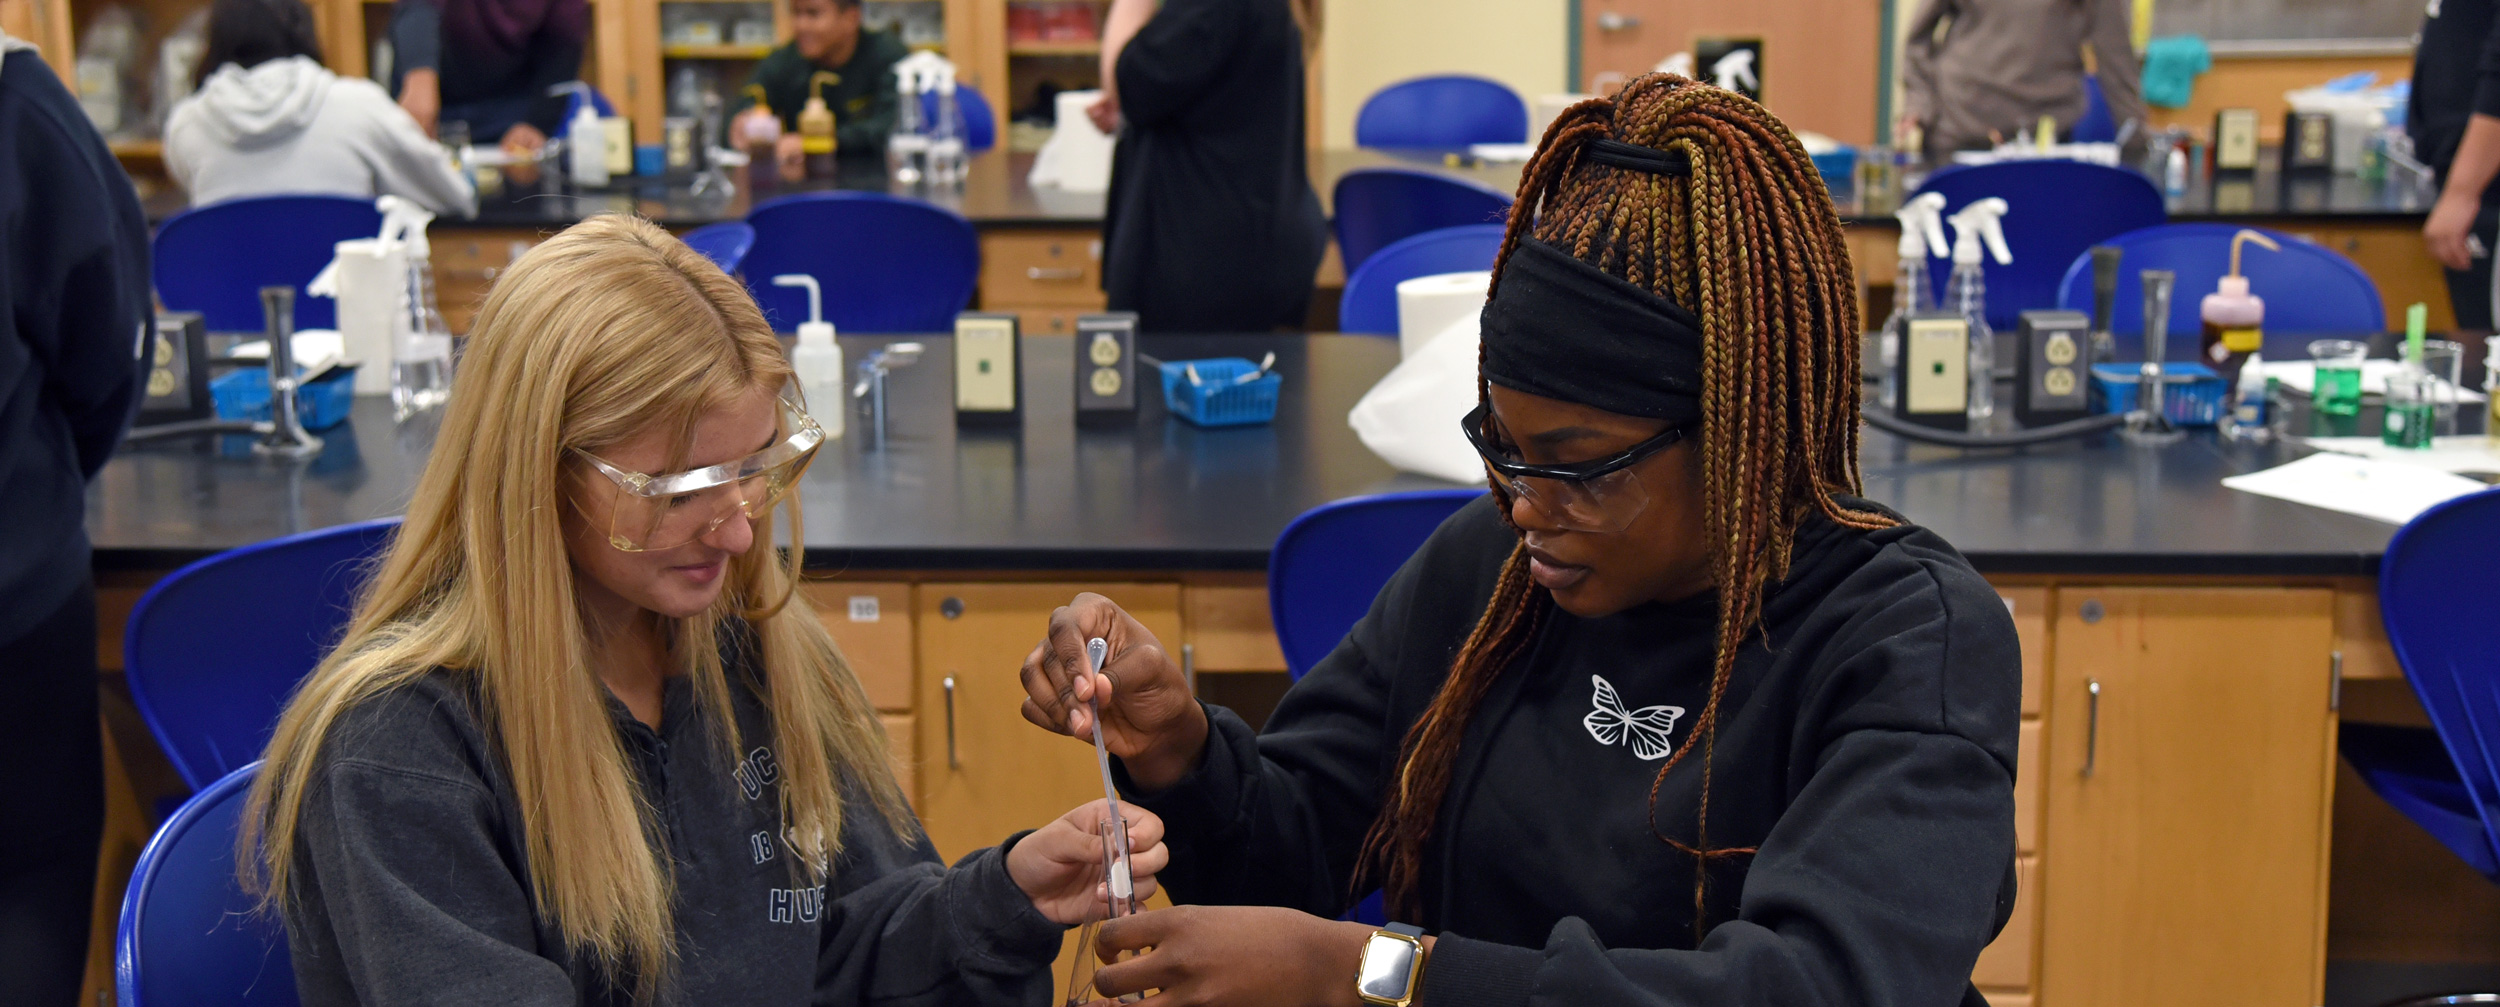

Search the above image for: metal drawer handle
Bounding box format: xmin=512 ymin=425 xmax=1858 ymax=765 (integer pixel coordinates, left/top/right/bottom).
xmin=2082 ymin=678 xmax=2101 ymax=777
xmin=943 ymin=675 xmax=959 ymax=770
xmin=1027 ymin=267 xmax=1086 ymax=281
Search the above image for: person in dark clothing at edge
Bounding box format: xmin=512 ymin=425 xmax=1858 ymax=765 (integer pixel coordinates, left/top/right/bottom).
xmin=2415 ymin=0 xmax=2500 ymax=328
xmin=0 ymin=31 xmax=151 ymax=1007
xmin=242 ymin=215 xmax=1166 ymax=1005
xmin=388 ymin=0 xmax=588 ymax=151
xmin=731 ymin=0 xmax=907 ymax=163
xmin=1023 ymin=74 xmax=2022 ymax=1007
xmin=1092 ymin=0 xmax=1326 ymax=332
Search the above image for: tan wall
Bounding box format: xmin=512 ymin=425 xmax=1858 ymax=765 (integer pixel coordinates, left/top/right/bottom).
xmin=1318 ymin=0 xmax=1568 ymax=149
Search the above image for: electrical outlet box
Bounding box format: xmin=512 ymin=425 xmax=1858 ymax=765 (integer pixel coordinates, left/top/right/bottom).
xmin=953 ymin=312 xmax=1021 ymax=424
xmin=1895 ymin=312 xmax=1970 ymax=431
xmin=2213 ymin=108 xmax=2260 ymax=173
xmin=1074 ymin=312 xmax=1138 ymax=425
xmin=2015 ymin=309 xmax=2092 ymax=427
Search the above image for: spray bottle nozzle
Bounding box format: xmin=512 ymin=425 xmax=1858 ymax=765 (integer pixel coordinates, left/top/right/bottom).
xmin=1894 ymin=192 xmax=1949 ymax=259
xmin=810 ymin=71 xmax=841 ymax=103
xmin=2227 ymin=228 xmax=2281 ymax=279
xmin=773 ymin=274 xmax=825 ymax=325
xmin=1948 ymin=198 xmax=2013 ymax=267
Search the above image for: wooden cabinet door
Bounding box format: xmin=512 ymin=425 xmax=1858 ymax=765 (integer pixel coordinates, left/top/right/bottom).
xmin=2039 ymin=587 xmax=2338 ymax=1007
xmin=914 ymin=582 xmax=1182 ymax=862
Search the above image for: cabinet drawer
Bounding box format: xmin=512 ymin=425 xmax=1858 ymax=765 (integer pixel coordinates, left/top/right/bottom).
xmin=881 ymin=714 xmax=916 ymax=806
xmin=1972 ymin=854 xmax=2036 ymax=989
xmin=980 ymin=231 xmax=1105 ymax=307
xmin=1182 ymin=581 xmax=1287 ymax=673
xmin=2016 ymin=719 xmax=2040 ymax=855
xmin=1011 ymin=307 xmax=1095 ymax=337
xmin=431 ymin=229 xmax=542 ymax=335
xmin=801 ymin=582 xmax=915 ymax=711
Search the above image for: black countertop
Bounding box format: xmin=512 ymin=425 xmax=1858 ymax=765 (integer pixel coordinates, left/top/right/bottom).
xmin=88 ymin=332 xmax=2416 ymax=577
xmin=139 ymin=146 xmax=2435 ymax=232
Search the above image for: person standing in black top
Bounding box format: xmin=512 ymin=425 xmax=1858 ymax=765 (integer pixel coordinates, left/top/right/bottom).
xmin=0 ymin=32 xmax=151 ymax=1007
xmin=1024 ymin=75 xmax=2022 ymax=1007
xmin=1092 ymin=0 xmax=1326 ymax=332
xmin=2414 ymin=0 xmax=2500 ymax=327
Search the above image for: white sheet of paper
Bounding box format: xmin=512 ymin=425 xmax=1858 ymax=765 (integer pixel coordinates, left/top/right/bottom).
xmin=1466 ymin=142 xmax=1537 ymax=163
xmin=2221 ymin=451 xmax=2491 ymax=525
xmin=2301 ymin=437 xmax=2500 ymax=476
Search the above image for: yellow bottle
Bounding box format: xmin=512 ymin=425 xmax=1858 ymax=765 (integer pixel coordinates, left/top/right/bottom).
xmin=801 ymin=71 xmax=840 ymax=179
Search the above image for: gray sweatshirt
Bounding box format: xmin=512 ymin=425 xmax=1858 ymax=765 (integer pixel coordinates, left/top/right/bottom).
xmin=1899 ymin=0 xmax=2144 ymax=160
xmin=281 ymin=655 xmax=1061 ymax=1006
xmin=165 ymin=56 xmax=477 ymax=217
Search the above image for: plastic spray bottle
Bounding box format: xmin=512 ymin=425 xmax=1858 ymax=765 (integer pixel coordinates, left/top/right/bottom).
xmin=888 ymin=56 xmax=930 ymax=184
xmin=740 ymin=84 xmax=783 ymax=189
xmin=554 ymin=82 xmax=609 ymax=187
xmin=801 ymin=71 xmax=840 ymax=179
xmin=1946 ymin=197 xmax=2013 ymax=429
xmin=773 ymin=273 xmax=846 ymax=440
xmin=928 ymin=60 xmax=966 ymax=187
xmin=1881 ymin=192 xmax=1949 ymax=411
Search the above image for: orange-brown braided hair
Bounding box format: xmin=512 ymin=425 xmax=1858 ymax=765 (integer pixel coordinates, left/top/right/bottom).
xmin=1354 ymin=73 xmax=1896 ymax=935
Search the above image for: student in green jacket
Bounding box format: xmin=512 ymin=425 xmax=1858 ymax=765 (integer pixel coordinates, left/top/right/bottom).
xmin=732 ymin=0 xmax=905 ymax=176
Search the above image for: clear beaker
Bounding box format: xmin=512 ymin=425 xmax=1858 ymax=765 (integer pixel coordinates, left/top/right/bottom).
xmin=2384 ymin=370 xmax=2437 ymax=449
xmin=2422 ymin=339 xmax=2464 ymax=437
xmin=2308 ymin=339 xmax=2367 ymax=418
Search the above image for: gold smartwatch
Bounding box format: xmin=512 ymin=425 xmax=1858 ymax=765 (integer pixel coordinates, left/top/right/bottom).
xmin=1355 ymin=922 xmax=1428 ymax=1007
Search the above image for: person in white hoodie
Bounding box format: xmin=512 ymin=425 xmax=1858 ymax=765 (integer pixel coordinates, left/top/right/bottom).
xmin=165 ymin=0 xmax=476 ymax=217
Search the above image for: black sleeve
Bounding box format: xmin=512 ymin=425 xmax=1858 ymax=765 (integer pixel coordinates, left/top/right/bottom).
xmin=388 ymin=0 xmax=443 ymax=79
xmin=1114 ymin=501 xmax=1506 ymax=916
xmin=1112 ymin=0 xmax=1245 ymax=128
xmin=4 ymin=53 xmax=148 ymax=478
xmin=522 ymin=0 xmax=592 ymax=135
xmin=2476 ymin=6 xmax=2500 ymax=119
xmin=810 ymin=832 xmax=1064 ymax=1006
xmin=1417 ymin=557 xmax=2020 ymax=1007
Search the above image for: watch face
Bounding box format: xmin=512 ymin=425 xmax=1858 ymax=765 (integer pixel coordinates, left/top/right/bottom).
xmin=1356 ymin=934 xmax=1419 ymax=1003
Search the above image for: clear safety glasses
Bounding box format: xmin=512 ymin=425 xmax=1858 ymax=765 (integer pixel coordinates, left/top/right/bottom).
xmin=1460 ymin=402 xmax=1686 ymax=533
xmin=574 ymin=398 xmax=824 ymax=552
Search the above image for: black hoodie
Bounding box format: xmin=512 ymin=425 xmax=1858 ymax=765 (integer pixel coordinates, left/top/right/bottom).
xmin=1121 ymin=495 xmax=2020 ymax=1007
xmin=0 ymin=43 xmax=149 ymax=644
xmin=281 ymin=639 xmax=1063 ymax=1006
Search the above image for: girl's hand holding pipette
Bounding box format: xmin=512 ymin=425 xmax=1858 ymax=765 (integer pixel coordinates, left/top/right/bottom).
xmin=1018 ymin=593 xmax=1210 ymax=791
xmin=1006 ymin=799 xmax=1168 ymax=925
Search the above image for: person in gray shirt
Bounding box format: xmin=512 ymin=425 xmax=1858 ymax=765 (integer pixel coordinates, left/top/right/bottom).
xmin=242 ymin=214 xmax=1164 ymax=1005
xmin=1899 ymin=0 xmax=2144 ymax=161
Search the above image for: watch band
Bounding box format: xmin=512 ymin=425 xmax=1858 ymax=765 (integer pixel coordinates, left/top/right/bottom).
xmin=1386 ymin=922 xmax=1424 ymax=939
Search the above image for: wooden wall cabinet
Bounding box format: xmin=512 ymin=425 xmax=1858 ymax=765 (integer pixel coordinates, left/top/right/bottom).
xmin=2038 ymin=586 xmax=2338 ymax=1007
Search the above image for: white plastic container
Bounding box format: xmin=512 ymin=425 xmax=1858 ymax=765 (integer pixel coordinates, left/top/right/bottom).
xmin=773 ymin=274 xmax=845 ymax=439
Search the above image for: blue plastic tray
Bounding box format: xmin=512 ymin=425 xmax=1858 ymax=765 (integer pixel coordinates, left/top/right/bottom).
xmin=211 ymin=367 xmax=357 ymax=430
xmin=1157 ymin=358 xmax=1281 ymax=428
xmin=2090 ymin=362 xmax=2228 ymax=426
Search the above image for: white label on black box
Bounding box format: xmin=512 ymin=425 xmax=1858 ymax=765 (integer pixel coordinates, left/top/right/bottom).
xmin=848 ymin=596 xmax=880 ymax=623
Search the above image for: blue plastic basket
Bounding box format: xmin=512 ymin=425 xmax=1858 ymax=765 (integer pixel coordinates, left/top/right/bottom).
xmin=1158 ymin=358 xmax=1281 ymax=428
xmin=2089 ymin=362 xmax=2228 ymax=426
xmin=211 ymin=367 xmax=357 ymax=430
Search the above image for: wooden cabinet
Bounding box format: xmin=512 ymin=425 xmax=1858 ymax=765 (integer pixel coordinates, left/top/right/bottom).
xmin=803 ymin=581 xmax=915 ymax=711
xmin=912 ymin=581 xmax=1180 ymax=861
xmin=980 ymin=228 xmax=1107 ymax=324
xmin=2038 ymin=586 xmax=2338 ymax=1007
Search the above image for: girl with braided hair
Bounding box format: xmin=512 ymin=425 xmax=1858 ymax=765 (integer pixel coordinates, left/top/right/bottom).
xmin=1018 ymin=74 xmax=2021 ymax=1007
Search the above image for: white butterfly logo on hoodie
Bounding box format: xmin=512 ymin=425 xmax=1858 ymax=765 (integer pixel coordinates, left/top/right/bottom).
xmin=1583 ymin=675 xmax=1685 ymax=761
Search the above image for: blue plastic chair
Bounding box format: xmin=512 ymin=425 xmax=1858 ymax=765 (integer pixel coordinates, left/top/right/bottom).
xmin=744 ymin=192 xmax=979 ymax=333
xmin=2073 ymin=74 xmax=2117 ymax=144
xmin=2340 ymin=488 xmax=2500 ymax=887
xmin=125 ymin=519 xmax=400 ymax=790
xmin=920 ymin=87 xmax=998 ymax=153
xmin=1355 ymin=75 xmax=1529 ymax=149
xmin=1331 ymin=168 xmax=1513 ymax=276
xmin=2054 ymin=223 xmax=2385 ymax=357
xmin=117 ymin=761 xmax=297 ymax=1007
xmin=154 ymin=195 xmax=384 ymax=332
xmin=1912 ymin=160 xmax=2165 ymax=333
xmin=1270 ymin=489 xmax=1485 ymax=680
xmin=1337 ymin=224 xmax=1503 ymax=336
xmin=681 ymin=220 xmax=757 ymax=274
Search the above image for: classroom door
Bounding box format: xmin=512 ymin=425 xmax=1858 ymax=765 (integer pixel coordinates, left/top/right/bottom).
xmin=2039 ymin=587 xmax=2338 ymax=1007
xmin=1576 ymin=0 xmax=1880 ymax=145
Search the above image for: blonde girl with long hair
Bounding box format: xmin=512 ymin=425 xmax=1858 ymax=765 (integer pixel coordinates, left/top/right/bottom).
xmin=245 ymin=214 xmax=1165 ymax=1005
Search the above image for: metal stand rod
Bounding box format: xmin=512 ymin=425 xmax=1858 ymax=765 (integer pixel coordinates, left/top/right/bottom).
xmin=254 ymin=286 xmax=324 ymax=459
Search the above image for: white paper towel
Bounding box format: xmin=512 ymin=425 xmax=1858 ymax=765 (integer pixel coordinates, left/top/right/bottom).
xmin=1350 ymin=313 xmax=1485 ymax=484
xmin=316 ymin=238 xmax=406 ymax=394
xmin=1395 ymin=270 xmax=1490 ymax=359
xmin=1029 ymin=89 xmax=1116 ymax=193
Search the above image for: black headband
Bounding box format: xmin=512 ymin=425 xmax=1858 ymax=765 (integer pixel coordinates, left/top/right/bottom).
xmin=1585 ymin=138 xmax=1692 ymax=177
xmin=1480 ymin=237 xmax=1705 ymax=424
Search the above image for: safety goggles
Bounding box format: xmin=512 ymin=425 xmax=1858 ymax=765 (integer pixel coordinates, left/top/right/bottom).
xmin=1460 ymin=402 xmax=1687 ymax=533
xmin=574 ymin=397 xmax=824 ymax=552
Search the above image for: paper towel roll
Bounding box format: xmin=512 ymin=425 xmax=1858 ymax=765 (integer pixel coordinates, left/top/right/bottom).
xmin=1395 ymin=270 xmax=1491 ymax=359
xmin=325 ymin=238 xmax=407 ymax=394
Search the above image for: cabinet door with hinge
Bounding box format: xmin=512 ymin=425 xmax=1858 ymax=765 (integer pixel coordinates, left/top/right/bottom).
xmin=2039 ymin=586 xmax=2338 ymax=1007
xmin=914 ymin=582 xmax=1182 ymax=862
